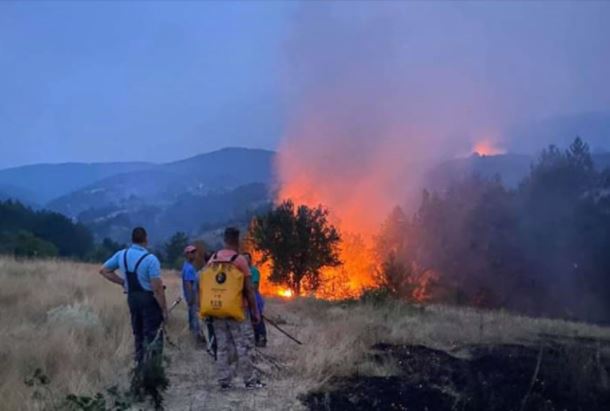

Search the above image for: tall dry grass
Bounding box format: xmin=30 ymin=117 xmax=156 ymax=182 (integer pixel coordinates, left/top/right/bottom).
xmin=2 ymin=257 xmax=609 ymax=410
xmin=0 ymin=257 xmax=183 ymax=410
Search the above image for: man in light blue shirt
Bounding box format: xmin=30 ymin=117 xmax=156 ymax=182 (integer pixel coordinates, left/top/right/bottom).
xmin=182 ymin=245 xmax=200 ymax=338
xmin=99 ymin=227 xmax=168 ymax=366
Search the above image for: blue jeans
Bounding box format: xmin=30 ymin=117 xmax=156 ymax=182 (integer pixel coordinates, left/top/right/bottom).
xmin=188 ymin=303 xmax=200 ymax=336
xmin=252 ymin=292 xmax=267 ymax=344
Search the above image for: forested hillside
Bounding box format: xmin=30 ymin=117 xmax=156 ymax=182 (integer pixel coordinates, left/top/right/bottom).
xmin=0 ymin=200 xmax=93 ymax=258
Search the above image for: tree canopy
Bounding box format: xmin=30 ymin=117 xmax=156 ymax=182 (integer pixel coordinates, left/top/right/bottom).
xmin=163 ymin=231 xmax=190 ymax=269
xmin=377 ymin=137 xmax=610 ymax=322
xmin=249 ymin=200 xmax=341 ymax=295
xmin=0 ymin=200 xmax=93 ymax=258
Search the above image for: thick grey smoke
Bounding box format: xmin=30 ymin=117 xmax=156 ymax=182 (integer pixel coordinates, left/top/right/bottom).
xmin=277 ymin=2 xmax=610 ymax=223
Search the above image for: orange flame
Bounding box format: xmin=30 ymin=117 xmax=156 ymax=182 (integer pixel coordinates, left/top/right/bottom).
xmin=472 ymin=139 xmax=505 ymax=156
xmin=255 ymin=138 xmax=431 ymax=302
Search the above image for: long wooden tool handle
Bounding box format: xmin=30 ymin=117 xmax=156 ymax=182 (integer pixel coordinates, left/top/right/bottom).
xmin=262 ymin=315 xmax=303 ymax=345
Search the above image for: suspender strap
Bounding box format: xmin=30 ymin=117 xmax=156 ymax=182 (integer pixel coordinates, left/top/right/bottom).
xmin=123 ymin=249 xmax=151 ymax=294
xmin=123 ymin=249 xmax=129 ymax=273
xmin=134 ymin=252 xmax=151 ymax=272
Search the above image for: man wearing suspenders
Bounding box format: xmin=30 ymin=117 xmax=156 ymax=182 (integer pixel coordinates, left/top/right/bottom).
xmin=99 ymin=227 xmax=168 ymax=365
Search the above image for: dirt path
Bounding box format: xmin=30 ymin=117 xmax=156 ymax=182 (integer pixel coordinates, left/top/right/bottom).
xmin=162 ymin=328 xmax=306 ymax=411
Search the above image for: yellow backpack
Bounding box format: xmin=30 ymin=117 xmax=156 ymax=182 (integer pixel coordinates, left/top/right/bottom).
xmin=199 ymin=254 xmax=246 ymax=321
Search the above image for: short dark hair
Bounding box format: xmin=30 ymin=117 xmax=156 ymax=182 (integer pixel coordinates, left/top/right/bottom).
xmin=132 ymin=227 xmax=148 ymax=244
xmin=223 ymin=227 xmax=240 ymax=247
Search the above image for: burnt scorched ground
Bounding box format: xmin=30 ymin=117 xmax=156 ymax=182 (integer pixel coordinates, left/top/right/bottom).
xmin=304 ymin=342 xmax=610 ymax=411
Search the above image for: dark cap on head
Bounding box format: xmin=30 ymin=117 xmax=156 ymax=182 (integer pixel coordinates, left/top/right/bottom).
xmin=132 ymin=227 xmax=148 ymax=244
xmin=224 ymin=227 xmax=240 ymax=247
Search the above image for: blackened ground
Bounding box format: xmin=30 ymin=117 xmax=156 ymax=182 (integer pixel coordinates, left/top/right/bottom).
xmin=303 ymin=341 xmax=610 ymax=411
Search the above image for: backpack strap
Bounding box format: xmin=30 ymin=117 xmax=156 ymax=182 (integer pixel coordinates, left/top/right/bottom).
xmin=209 ymin=252 xmax=238 ymax=264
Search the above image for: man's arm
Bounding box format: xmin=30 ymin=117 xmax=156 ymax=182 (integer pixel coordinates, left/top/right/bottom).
xmin=253 ymin=267 xmax=261 ymax=292
xmin=99 ymin=267 xmax=124 ymax=286
xmin=151 ymin=277 xmax=169 ymax=321
xmin=235 ymin=255 xmax=260 ymax=323
xmin=148 ymin=256 xmax=168 ymax=321
xmin=99 ymin=251 xmax=124 ymax=286
xmin=244 ymin=276 xmax=260 ymax=324
xmin=184 ymin=281 xmax=194 ymax=305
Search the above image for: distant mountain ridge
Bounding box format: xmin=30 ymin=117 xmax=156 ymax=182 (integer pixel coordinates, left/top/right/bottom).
xmin=0 ymin=147 xmax=275 ymax=208
xmin=0 ymin=148 xmax=276 ymax=243
xmin=0 ymin=161 xmax=154 ymax=205
xmin=41 ymin=148 xmax=276 ymax=243
xmin=0 ymin=183 xmax=39 ymax=206
xmin=4 ymin=144 xmax=610 ymax=244
xmin=47 ymin=147 xmax=275 ymax=216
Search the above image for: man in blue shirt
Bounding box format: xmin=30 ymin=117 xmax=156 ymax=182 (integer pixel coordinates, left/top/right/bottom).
xmin=182 ymin=245 xmax=200 ymax=338
xmin=99 ymin=227 xmax=168 ymax=366
xmin=244 ymin=252 xmax=267 ymax=347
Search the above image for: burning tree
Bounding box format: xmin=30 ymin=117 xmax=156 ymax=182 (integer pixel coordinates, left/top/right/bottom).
xmin=248 ymin=200 xmax=341 ymax=295
xmin=373 ymin=206 xmax=437 ymax=302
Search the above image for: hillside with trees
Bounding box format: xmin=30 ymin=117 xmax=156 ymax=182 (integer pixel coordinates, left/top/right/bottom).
xmin=0 ymin=200 xmax=94 ymax=258
xmin=377 ymin=137 xmax=610 ymax=322
xmin=243 ymin=138 xmax=610 ymax=323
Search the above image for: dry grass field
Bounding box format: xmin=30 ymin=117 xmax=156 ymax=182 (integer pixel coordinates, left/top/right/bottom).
xmin=0 ymin=257 xmax=175 ymax=410
xmin=1 ymin=257 xmax=609 ymax=410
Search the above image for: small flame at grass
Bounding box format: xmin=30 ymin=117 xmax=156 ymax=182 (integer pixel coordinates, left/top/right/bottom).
xmin=277 ymin=288 xmax=294 ymax=298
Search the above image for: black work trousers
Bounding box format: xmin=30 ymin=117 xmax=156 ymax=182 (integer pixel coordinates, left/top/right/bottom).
xmin=127 ymin=291 xmax=163 ymax=364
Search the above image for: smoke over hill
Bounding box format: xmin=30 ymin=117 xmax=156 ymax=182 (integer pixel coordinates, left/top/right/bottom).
xmin=277 ymin=2 xmax=610 ymax=226
xmin=270 ymin=3 xmax=610 ymax=315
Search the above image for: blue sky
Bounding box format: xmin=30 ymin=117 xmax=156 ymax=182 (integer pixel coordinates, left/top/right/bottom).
xmin=0 ymin=1 xmax=292 ymax=168
xmin=1 ymin=1 xmax=609 ymax=168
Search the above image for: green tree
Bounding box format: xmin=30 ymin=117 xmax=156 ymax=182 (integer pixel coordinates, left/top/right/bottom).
xmin=88 ymin=237 xmax=126 ymax=262
xmin=0 ymin=200 xmax=94 ymax=259
xmin=411 ymin=175 xmax=521 ymax=307
xmin=0 ymin=230 xmax=59 ymax=258
xmin=249 ymin=200 xmax=341 ymax=295
xmin=516 ymin=137 xmax=601 ymax=316
xmin=375 ymin=252 xmax=411 ymax=298
xmin=33 ymin=212 xmax=94 ymax=258
xmin=164 ymin=232 xmax=189 ymax=268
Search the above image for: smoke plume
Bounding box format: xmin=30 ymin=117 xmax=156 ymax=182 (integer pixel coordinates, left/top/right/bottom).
xmin=276 ymin=2 xmax=610 ymax=228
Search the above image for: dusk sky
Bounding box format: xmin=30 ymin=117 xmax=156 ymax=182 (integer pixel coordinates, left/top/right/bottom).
xmin=1 ymin=1 xmax=609 ymax=169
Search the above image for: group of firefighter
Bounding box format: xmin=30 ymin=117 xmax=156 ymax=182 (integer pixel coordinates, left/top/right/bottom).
xmin=99 ymin=226 xmax=268 ymax=395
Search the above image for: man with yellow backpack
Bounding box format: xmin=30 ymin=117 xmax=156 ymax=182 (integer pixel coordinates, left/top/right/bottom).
xmin=199 ymin=227 xmax=264 ymax=390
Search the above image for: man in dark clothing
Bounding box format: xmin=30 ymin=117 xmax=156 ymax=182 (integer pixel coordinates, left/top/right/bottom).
xmin=99 ymin=227 xmax=168 ymax=364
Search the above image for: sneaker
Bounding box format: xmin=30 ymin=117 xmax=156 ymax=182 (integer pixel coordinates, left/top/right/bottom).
xmin=220 ymin=382 xmax=233 ymax=391
xmin=245 ymin=380 xmax=266 ymax=390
